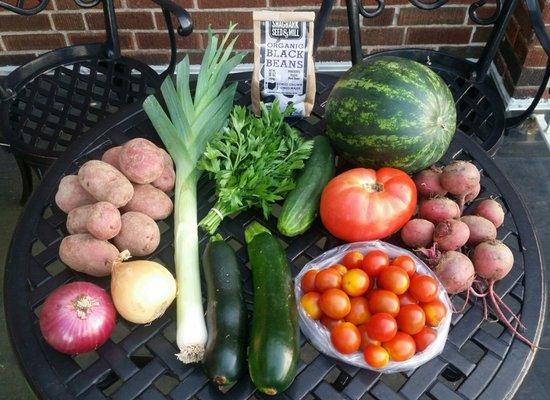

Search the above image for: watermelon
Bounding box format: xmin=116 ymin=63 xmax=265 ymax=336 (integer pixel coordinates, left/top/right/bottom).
xmin=325 ymin=56 xmax=456 ymax=173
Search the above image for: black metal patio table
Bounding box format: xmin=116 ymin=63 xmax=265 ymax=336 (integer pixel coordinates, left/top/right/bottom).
xmin=4 ymin=72 xmax=545 ymax=400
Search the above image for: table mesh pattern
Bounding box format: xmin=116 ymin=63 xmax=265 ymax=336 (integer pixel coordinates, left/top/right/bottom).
xmin=21 ymin=80 xmax=533 ymax=400
xmin=7 ymin=58 xmax=156 ymax=157
xmin=430 ymin=69 xmax=497 ymax=149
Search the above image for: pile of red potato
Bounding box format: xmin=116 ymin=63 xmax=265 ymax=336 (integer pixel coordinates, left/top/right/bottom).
xmin=54 ymin=138 xmax=174 ymax=277
xmin=399 ymin=161 xmax=532 ymax=346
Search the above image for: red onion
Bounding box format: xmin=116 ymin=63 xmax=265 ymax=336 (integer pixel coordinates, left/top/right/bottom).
xmin=39 ymin=281 xmax=116 ymax=355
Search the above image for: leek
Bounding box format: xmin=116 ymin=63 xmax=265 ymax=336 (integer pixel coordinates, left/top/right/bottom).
xmin=143 ymin=24 xmax=244 ymax=363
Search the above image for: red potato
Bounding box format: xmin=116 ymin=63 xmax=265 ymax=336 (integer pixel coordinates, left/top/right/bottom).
xmin=59 ymin=234 xmax=119 ymax=277
xmin=114 ymin=212 xmax=160 ymax=256
xmin=418 ymin=197 xmax=461 ymax=224
xmin=472 ymin=240 xmax=514 ymax=281
xmin=55 ymin=175 xmax=96 ymax=213
xmin=67 ymin=202 xmax=121 ymax=240
xmin=433 ymin=251 xmax=475 ymax=294
xmin=101 ymin=146 xmax=122 ymax=169
xmin=460 ymin=215 xmax=497 ymax=245
xmin=413 ymin=168 xmax=447 ymax=198
xmin=124 ymin=184 xmax=173 ymax=220
xmin=118 ymin=138 xmax=164 ymax=184
xmin=400 ymin=219 xmax=435 ymax=248
xmin=433 ymin=219 xmax=470 ymax=251
xmin=152 ymin=148 xmax=175 ymax=192
xmin=475 ymin=199 xmax=505 ymax=228
xmin=78 ymin=160 xmax=134 ymax=207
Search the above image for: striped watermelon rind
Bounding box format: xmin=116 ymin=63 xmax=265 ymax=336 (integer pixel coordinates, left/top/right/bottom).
xmin=325 ymin=56 xmax=456 ymax=173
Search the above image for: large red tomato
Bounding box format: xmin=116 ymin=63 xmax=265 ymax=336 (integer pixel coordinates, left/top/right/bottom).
xmin=320 ymin=168 xmax=417 ymax=242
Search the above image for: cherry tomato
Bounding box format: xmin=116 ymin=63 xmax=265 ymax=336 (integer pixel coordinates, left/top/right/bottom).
xmin=363 ymin=344 xmax=390 ymax=368
xmin=365 ymin=313 xmax=397 ymax=342
xmin=331 ymin=264 xmax=348 ymax=276
xmin=413 ymin=326 xmax=437 ymax=352
xmin=319 ymin=288 xmax=351 ymax=319
xmin=342 ymin=269 xmax=370 ymax=297
xmin=342 ymin=251 xmax=364 ymax=269
xmin=409 ymin=274 xmax=438 ymax=303
xmin=301 ymin=269 xmax=318 ymax=293
xmin=368 ymin=289 xmax=400 ymax=317
xmin=321 ymin=316 xmax=343 ymax=331
xmin=331 ymin=322 xmax=361 ymax=354
xmin=361 ymin=250 xmax=389 ymax=277
xmin=300 ymin=292 xmax=323 ymax=320
xmin=383 ymin=332 xmax=416 ymax=361
xmin=398 ymin=292 xmax=418 ymax=306
xmin=358 ymin=324 xmax=381 ymax=349
xmin=378 ymin=265 xmax=410 ymax=295
xmin=396 ymin=304 xmax=426 ymax=335
xmin=320 ymin=168 xmax=417 ymax=242
xmin=422 ymin=299 xmax=447 ymax=327
xmin=393 ymin=255 xmax=416 ymax=277
xmin=315 ymin=268 xmax=342 ymax=292
xmin=345 ymin=297 xmax=371 ymax=325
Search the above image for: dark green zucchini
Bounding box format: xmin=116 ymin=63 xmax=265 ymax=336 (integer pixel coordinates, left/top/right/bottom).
xmin=202 ymin=234 xmax=247 ymax=386
xmin=245 ymin=222 xmax=299 ymax=396
xmin=278 ymin=135 xmax=335 ymax=237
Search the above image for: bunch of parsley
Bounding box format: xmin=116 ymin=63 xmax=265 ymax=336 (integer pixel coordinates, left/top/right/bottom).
xmin=198 ymin=101 xmax=313 ymax=234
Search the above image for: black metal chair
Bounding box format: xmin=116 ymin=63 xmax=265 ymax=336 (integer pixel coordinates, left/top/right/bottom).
xmin=313 ymin=0 xmax=550 ymax=155
xmin=0 ymin=0 xmax=193 ymax=203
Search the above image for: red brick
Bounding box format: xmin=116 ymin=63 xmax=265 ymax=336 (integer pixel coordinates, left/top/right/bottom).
xmin=405 ymin=27 xmax=472 ymax=44
xmin=124 ymin=50 xmax=172 ymax=65
xmin=524 ymin=46 xmax=548 ymax=67
xmin=318 ymin=28 xmax=336 ymax=47
xmin=471 ymin=26 xmax=492 ymax=43
xmin=52 ymin=13 xmax=85 ymax=31
xmin=127 ymin=0 xmax=194 ymax=9
xmin=385 ymin=0 xmax=410 ymax=5
xmin=512 ymin=87 xmax=540 ymax=99
xmin=506 ymin=17 xmax=519 ymax=45
xmin=0 ymin=53 xmax=37 ymax=65
xmin=517 ymin=67 xmax=547 ymax=86
xmin=398 ymin=7 xmax=466 ymax=25
xmin=181 ymin=11 xmax=253 ymax=30
xmin=197 ymin=0 xmax=266 ymax=9
xmin=136 ymin=31 xmax=202 ymax=49
xmin=271 ymin=0 xmax=320 ymax=5
xmin=200 ymin=31 xmax=253 ymax=50
xmin=0 ymin=14 xmax=51 ymax=31
xmin=338 ymin=27 xmax=404 ymax=46
xmin=514 ymin=1 xmax=535 ymax=40
xmin=363 ymin=8 xmax=395 ymax=26
xmin=315 ymin=48 xmax=352 ymax=62
xmin=67 ymin=32 xmax=134 ymax=49
xmin=4 ymin=33 xmax=66 ymax=51
xmin=86 ymin=11 xmax=155 ymax=30
xmin=327 ymin=8 xmax=348 ymax=27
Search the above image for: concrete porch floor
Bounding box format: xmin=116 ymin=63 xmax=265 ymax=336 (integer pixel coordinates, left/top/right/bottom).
xmin=1 ymin=127 xmax=549 ymax=400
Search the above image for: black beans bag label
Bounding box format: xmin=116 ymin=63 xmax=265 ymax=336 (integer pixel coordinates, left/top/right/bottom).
xmin=252 ymin=11 xmax=316 ymax=117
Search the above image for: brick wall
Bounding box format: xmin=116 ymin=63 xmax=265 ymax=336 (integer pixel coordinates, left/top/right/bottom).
xmin=0 ymin=0 xmax=547 ymax=100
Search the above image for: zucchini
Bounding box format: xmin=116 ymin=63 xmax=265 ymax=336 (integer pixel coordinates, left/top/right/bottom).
xmin=245 ymin=222 xmax=299 ymax=395
xmin=278 ymin=135 xmax=335 ymax=237
xmin=202 ymin=234 xmax=247 ymax=386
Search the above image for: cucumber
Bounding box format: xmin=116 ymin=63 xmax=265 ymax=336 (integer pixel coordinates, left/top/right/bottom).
xmin=278 ymin=135 xmax=335 ymax=237
xmin=202 ymin=234 xmax=247 ymax=386
xmin=245 ymin=222 xmax=300 ymax=395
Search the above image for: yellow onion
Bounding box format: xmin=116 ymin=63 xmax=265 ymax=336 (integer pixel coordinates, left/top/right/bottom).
xmin=111 ymin=251 xmax=176 ymax=324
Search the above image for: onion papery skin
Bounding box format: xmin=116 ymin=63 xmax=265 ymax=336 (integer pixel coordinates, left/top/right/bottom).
xmin=39 ymin=281 xmax=116 ymax=355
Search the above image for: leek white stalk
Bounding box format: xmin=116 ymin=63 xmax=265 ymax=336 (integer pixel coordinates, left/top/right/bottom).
xmin=143 ymin=25 xmax=244 ymax=363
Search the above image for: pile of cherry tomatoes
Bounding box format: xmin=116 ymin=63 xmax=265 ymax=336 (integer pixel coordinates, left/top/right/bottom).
xmin=299 ymin=249 xmax=448 ymax=368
